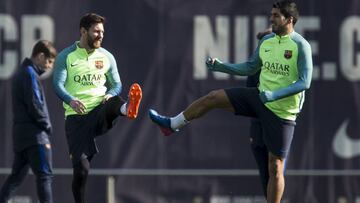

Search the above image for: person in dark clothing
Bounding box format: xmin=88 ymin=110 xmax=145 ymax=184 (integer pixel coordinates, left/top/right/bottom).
xmin=0 ymin=40 xmax=57 ymax=203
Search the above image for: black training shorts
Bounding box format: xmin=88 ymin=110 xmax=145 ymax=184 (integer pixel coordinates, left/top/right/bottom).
xmin=65 ymin=96 xmax=123 ymax=165
xmin=225 ymin=87 xmax=296 ymax=158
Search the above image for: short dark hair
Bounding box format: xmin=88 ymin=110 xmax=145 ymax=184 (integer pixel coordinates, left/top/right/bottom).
xmin=79 ymin=13 xmax=105 ymax=30
xmin=31 ymin=40 xmax=57 ymax=58
xmin=273 ymin=0 xmax=299 ymax=25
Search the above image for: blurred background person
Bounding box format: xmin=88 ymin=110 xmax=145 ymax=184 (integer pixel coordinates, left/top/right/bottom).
xmin=0 ymin=40 xmax=57 ymax=203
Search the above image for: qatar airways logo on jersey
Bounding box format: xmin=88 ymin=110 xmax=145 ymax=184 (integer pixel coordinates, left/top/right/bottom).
xmin=73 ymin=74 xmax=103 ymax=86
xmin=263 ymin=61 xmax=290 ymax=76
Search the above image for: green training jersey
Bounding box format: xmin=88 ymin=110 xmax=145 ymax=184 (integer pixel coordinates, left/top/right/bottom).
xmin=258 ymin=33 xmax=311 ymax=120
xmin=53 ymin=42 xmax=122 ymax=116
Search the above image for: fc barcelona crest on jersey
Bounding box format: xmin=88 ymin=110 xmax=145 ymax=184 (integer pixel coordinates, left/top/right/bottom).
xmin=284 ymin=50 xmax=292 ymax=59
xmin=95 ymin=60 xmax=104 ymax=69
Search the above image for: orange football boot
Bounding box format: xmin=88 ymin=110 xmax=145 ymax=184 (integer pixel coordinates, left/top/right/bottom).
xmin=127 ymin=83 xmax=142 ymax=119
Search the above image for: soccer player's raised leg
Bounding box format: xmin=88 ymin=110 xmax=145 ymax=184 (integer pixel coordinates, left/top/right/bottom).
xmin=149 ymin=89 xmax=234 ymax=136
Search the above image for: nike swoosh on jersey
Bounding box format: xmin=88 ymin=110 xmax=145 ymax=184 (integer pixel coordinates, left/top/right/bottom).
xmin=70 ymin=59 xmax=85 ymax=67
xmin=332 ymin=119 xmax=360 ymax=159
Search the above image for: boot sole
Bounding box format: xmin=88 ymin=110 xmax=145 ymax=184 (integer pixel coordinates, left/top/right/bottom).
xmin=127 ymin=83 xmax=142 ymax=119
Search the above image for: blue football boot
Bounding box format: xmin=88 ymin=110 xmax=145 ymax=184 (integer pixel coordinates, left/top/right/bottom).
xmin=148 ymin=109 xmax=178 ymax=136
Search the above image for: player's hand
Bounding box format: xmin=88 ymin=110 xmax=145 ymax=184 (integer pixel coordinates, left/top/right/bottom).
xmin=259 ymin=90 xmax=274 ymax=103
xmin=70 ymin=99 xmax=86 ymax=114
xmin=102 ymin=94 xmax=113 ymax=104
xmin=205 ymin=57 xmax=217 ymax=70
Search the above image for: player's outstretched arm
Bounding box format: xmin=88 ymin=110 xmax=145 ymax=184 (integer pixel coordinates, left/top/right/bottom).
xmin=206 ymin=44 xmax=262 ymax=76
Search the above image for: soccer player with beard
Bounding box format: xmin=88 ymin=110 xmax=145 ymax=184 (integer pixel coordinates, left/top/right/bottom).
xmin=53 ymin=13 xmax=142 ymax=203
xmin=149 ymin=1 xmax=312 ymax=202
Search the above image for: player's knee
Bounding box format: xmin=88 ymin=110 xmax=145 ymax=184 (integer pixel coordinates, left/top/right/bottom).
xmin=80 ymin=166 xmax=89 ymax=176
xmin=36 ymin=174 xmax=52 ymax=183
xmin=204 ymin=90 xmax=222 ymax=106
xmin=74 ymin=163 xmax=90 ymax=178
xmin=74 ymin=168 xmax=88 ymax=180
xmin=268 ymin=157 xmax=284 ymax=178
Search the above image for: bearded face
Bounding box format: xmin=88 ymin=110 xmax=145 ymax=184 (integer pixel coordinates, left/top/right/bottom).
xmin=270 ymin=8 xmax=290 ymax=35
xmin=85 ymin=23 xmax=104 ymax=49
xmin=271 ymin=22 xmax=287 ymax=35
xmin=87 ymin=32 xmax=102 ymax=49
